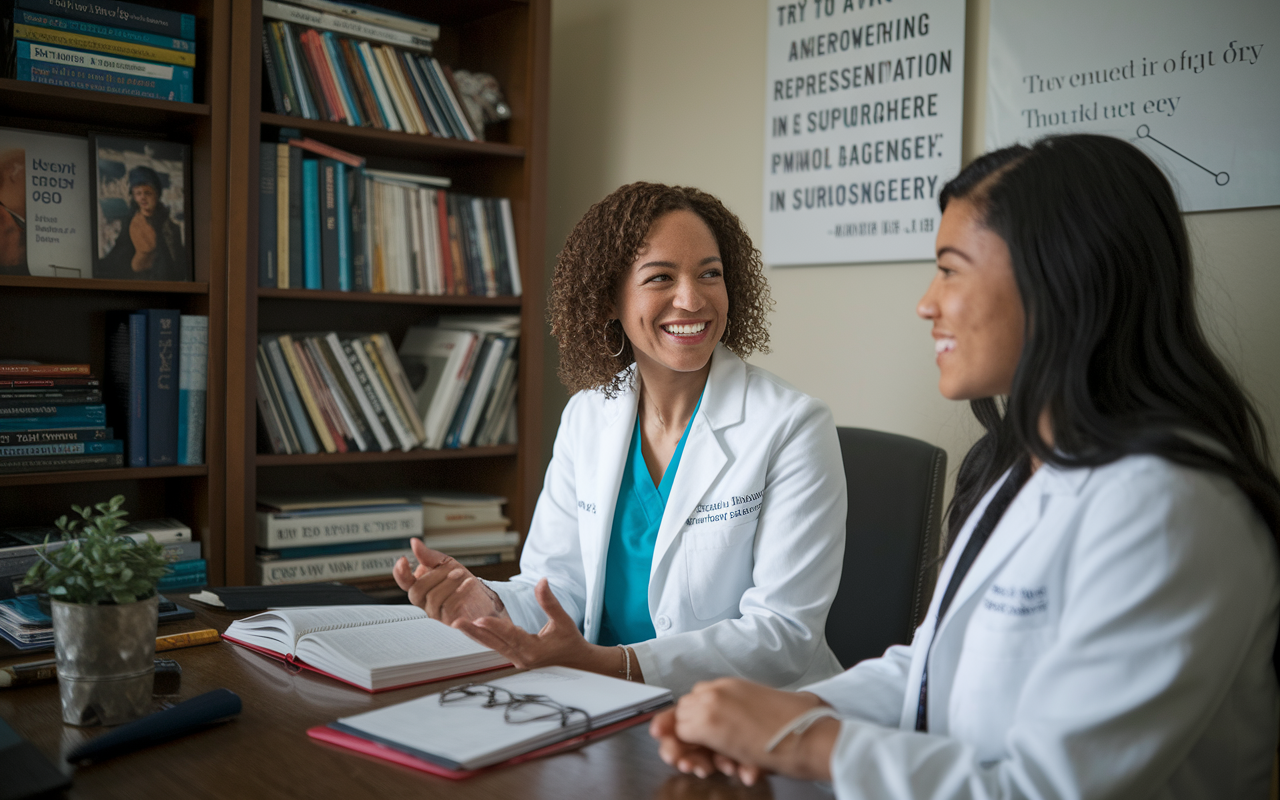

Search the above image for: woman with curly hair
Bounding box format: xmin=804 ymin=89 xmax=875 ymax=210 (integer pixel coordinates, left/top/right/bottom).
xmin=394 ymin=182 xmax=847 ymax=694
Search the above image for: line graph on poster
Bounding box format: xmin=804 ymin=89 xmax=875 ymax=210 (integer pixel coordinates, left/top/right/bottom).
xmin=1135 ymin=125 xmax=1229 ymax=186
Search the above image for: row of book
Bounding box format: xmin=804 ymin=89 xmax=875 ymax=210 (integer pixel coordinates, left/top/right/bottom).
xmin=255 ymin=316 xmax=518 ymax=455
xmin=258 ymin=137 xmax=521 ymax=297
xmin=0 ymin=517 xmax=202 ymax=603
xmin=261 ymin=3 xmax=481 ymax=141
xmin=255 ymin=492 xmax=516 ymax=586
xmin=6 ymin=0 xmax=197 ymax=103
xmin=0 ymin=320 xmax=206 ymax=475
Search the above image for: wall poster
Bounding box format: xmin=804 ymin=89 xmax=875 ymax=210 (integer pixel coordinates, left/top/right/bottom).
xmin=986 ymin=0 xmax=1279 ymax=213
xmin=763 ymin=0 xmax=966 ymax=266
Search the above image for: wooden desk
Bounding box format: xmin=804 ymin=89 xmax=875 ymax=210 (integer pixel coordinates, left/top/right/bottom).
xmin=1 ymin=598 xmax=829 ymax=799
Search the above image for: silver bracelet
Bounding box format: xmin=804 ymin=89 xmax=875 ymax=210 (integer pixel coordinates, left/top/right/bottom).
xmin=617 ymin=644 xmax=631 ymax=681
xmin=763 ymin=706 xmax=840 ymax=753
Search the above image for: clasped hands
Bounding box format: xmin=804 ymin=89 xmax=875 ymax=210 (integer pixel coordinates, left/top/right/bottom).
xmin=649 ymin=680 xmax=838 ymax=787
xmin=393 ymin=538 xmax=637 ymax=678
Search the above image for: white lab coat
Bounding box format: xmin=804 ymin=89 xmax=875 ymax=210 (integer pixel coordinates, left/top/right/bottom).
xmin=803 ymin=454 xmax=1280 ymax=799
xmin=487 ymin=344 xmax=846 ymax=695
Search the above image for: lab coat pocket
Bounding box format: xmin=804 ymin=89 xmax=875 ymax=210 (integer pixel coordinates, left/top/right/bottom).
xmin=948 ymin=621 xmax=1053 ymax=760
xmin=685 ymin=520 xmax=757 ymax=620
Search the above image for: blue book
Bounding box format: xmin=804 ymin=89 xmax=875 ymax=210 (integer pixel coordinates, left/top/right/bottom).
xmin=303 ymin=160 xmax=322 ymax=290
xmin=104 ymin=312 xmax=149 ymax=467
xmin=144 ymin=309 xmax=180 ymax=467
xmin=163 ymin=558 xmax=207 ymax=576
xmin=333 ymin=161 xmax=351 ymax=291
xmin=322 ymin=31 xmax=363 ymax=128
xmin=263 ymin=336 xmax=320 ymax=454
xmin=348 ymin=167 xmax=368 ymax=291
xmin=16 ymin=0 xmax=195 ymax=39
xmin=16 ymin=41 xmax=194 ymax=103
xmin=177 ymin=315 xmax=207 ymax=466
xmin=15 ymin=10 xmax=196 ymax=53
xmin=320 ymin=159 xmax=340 ymax=291
xmin=0 ymin=405 xmax=107 ymax=431
xmin=258 ymin=142 xmax=278 ymax=288
xmin=0 ymin=440 xmax=123 ymax=457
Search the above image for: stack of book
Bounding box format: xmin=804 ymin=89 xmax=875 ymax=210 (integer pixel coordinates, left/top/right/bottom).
xmin=257 ymin=138 xmax=521 ymax=297
xmin=417 ymin=492 xmax=518 ymax=568
xmin=255 ymin=496 xmax=425 ymax=585
xmin=106 ymin=311 xmax=208 ymax=467
xmin=0 ymin=363 xmax=118 ymax=474
xmin=398 ymin=315 xmax=521 ymax=450
xmin=0 ymin=517 xmax=198 ymax=601
xmin=260 ymin=0 xmax=482 ymax=141
xmin=8 ymin=0 xmax=197 ymax=103
xmin=256 ymin=330 xmax=423 ymax=455
xmin=0 ymin=592 xmax=197 ymax=651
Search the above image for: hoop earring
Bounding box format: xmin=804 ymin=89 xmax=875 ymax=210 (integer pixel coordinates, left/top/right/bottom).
xmin=603 ymin=321 xmax=626 ymax=358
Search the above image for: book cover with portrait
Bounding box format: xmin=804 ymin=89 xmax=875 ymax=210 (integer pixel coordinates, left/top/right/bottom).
xmin=90 ymin=135 xmax=192 ymax=281
xmin=0 ymin=127 xmax=93 ymax=278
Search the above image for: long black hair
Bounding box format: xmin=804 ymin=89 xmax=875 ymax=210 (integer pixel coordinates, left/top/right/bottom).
xmin=942 ymin=134 xmax=1280 ymax=547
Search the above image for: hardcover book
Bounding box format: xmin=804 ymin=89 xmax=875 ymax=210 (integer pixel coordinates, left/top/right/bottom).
xmin=143 ymin=308 xmax=179 ymax=466
xmin=16 ymin=0 xmax=197 ymax=39
xmin=0 ymin=127 xmax=92 ymax=278
xmin=177 ymin=314 xmax=207 ymax=465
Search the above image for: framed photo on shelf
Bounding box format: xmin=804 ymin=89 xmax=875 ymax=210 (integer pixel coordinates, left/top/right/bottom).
xmin=90 ymin=135 xmax=193 ymax=282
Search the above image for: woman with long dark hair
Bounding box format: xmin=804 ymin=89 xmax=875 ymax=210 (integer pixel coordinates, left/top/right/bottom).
xmin=649 ymin=134 xmax=1280 ymax=798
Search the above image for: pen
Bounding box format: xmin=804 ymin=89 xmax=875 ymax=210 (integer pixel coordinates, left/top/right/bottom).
xmin=155 ymin=628 xmax=221 ymax=652
xmin=0 ymin=658 xmax=56 ymax=688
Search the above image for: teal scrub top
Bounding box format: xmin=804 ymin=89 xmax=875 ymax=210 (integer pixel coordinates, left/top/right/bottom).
xmin=597 ymin=392 xmax=703 ymax=646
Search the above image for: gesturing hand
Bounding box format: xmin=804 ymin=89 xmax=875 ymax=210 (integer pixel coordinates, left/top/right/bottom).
xmin=452 ymin=578 xmax=605 ymax=673
xmin=393 ymin=538 xmax=507 ymax=625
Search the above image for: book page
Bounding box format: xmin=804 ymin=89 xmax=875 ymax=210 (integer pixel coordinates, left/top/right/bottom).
xmin=299 ymin=616 xmax=491 ymax=670
xmin=224 ymin=604 xmax=427 ymax=653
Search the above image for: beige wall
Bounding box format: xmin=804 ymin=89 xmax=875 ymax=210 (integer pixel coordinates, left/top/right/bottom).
xmin=542 ymin=0 xmax=1280 ymax=492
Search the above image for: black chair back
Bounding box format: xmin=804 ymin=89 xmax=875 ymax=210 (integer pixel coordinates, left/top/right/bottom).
xmin=826 ymin=427 xmax=947 ymax=669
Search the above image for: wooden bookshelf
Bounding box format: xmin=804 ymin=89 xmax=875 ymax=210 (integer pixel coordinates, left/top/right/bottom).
xmin=0 ymin=0 xmax=230 ymax=582
xmin=224 ymin=0 xmax=550 ymax=584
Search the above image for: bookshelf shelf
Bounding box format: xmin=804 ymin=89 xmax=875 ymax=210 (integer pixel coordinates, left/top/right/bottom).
xmin=256 ymin=288 xmax=521 ymax=307
xmin=0 ymin=276 xmax=210 ymax=294
xmin=0 ymin=78 xmax=211 ymax=129
xmin=0 ymin=465 xmax=209 ymax=488
xmin=256 ymin=444 xmax=518 ymax=467
xmin=260 ymin=113 xmax=525 ymax=160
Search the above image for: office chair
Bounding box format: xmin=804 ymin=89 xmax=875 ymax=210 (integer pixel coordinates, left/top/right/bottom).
xmin=825 ymin=427 xmax=947 ymax=669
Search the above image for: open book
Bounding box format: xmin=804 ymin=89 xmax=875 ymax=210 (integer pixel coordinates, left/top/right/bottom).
xmin=222 ymin=605 xmax=509 ymax=692
xmin=308 ymin=667 xmax=672 ymax=776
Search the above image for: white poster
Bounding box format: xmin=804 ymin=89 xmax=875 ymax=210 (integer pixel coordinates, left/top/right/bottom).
xmin=986 ymin=0 xmax=1279 ymax=213
xmin=763 ymin=0 xmax=966 ymax=266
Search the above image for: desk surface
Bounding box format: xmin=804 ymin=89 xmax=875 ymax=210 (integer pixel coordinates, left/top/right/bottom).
xmin=1 ymin=597 xmax=829 ymax=800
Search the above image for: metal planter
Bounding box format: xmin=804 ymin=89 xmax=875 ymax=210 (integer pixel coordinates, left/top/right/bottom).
xmin=52 ymin=595 xmax=158 ymax=726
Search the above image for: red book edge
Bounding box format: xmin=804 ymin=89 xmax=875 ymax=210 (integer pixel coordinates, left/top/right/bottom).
xmin=435 ymin=189 xmax=454 ymax=296
xmin=287 ymin=137 xmax=365 ymax=168
xmin=0 ymin=365 xmax=91 ymax=375
xmin=301 ymin=30 xmax=345 ymax=124
xmin=222 ymin=633 xmax=511 ymax=693
xmin=306 ymin=707 xmax=665 ymax=780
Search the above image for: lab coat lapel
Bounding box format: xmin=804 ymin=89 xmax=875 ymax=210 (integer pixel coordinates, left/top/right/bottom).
xmin=582 ymin=376 xmax=639 ymax=629
xmin=651 ymin=346 xmax=744 ymax=582
xmin=934 ymin=471 xmax=1048 ymax=639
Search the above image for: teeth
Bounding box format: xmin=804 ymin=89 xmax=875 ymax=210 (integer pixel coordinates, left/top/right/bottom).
xmin=935 ymin=338 xmax=956 ymax=354
xmin=664 ymin=322 xmax=707 ymax=335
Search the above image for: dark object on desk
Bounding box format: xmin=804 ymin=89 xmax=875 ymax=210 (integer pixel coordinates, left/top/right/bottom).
xmin=188 ymin=583 xmax=377 ymax=611
xmin=0 ymin=658 xmax=182 ymax=692
xmin=0 ymin=716 xmax=72 ymax=800
xmin=65 ymin=688 xmax=241 ymax=764
xmin=153 ymin=659 xmax=181 ymax=695
xmin=827 ymin=427 xmax=947 ymax=668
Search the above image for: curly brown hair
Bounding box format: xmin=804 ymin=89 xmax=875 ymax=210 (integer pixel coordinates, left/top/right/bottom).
xmin=550 ymin=182 xmax=772 ymax=397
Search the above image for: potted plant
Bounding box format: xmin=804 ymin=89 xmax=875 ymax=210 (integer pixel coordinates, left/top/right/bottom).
xmin=22 ymin=495 xmax=170 ymax=726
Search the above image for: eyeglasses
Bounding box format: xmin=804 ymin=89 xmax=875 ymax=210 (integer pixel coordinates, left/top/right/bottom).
xmin=0 ymin=201 xmax=24 ymax=233
xmin=439 ymin=683 xmax=592 ymax=729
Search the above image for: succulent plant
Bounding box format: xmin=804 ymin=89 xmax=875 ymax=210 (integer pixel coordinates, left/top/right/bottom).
xmin=22 ymin=495 xmax=169 ymax=605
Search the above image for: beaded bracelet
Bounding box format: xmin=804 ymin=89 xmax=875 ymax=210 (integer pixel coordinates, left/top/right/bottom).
xmin=617 ymin=644 xmax=631 ymax=681
xmin=763 ymin=706 xmax=840 ymax=753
